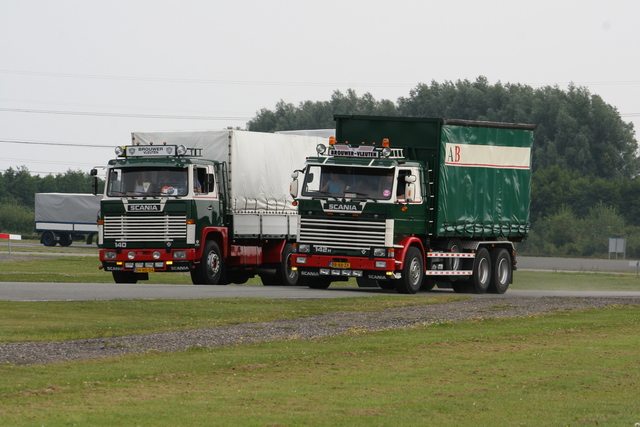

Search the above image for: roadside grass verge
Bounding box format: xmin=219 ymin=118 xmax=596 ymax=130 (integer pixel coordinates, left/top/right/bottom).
xmin=0 ymin=295 xmax=464 ymax=343
xmin=512 ymin=270 xmax=640 ymax=291
xmin=1 ymin=306 xmax=639 ymax=426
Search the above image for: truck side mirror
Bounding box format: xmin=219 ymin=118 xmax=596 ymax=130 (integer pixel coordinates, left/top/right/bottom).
xmin=404 ymin=175 xmax=417 ymax=203
xmin=289 ymin=179 xmax=299 ymax=198
xmin=90 ymin=168 xmax=99 ymax=195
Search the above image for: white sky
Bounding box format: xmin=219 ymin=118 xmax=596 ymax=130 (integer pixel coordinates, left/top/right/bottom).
xmin=1 ymin=0 xmax=639 ymax=175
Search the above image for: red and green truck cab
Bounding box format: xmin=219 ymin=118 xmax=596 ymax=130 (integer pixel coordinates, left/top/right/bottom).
xmin=290 ymin=115 xmax=536 ymax=294
xmin=94 ymin=130 xmax=321 ymax=285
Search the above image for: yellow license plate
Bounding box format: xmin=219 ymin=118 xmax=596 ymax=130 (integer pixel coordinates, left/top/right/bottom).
xmin=331 ymin=262 xmax=350 ymax=268
xmin=135 ymin=267 xmax=155 ymax=273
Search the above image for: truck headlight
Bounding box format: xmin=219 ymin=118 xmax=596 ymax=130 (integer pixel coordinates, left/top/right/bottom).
xmin=173 ymin=250 xmax=187 ymax=259
xmin=104 ymin=251 xmax=117 ymax=260
xmin=375 ymin=261 xmax=387 ymax=268
xmin=373 ymin=248 xmax=387 ymax=257
xmin=295 ymin=256 xmax=307 ymax=264
xmin=153 ymin=251 xmax=161 ymax=260
xmin=127 ymin=251 xmax=136 ymax=260
xmin=298 ymin=244 xmax=311 ymax=253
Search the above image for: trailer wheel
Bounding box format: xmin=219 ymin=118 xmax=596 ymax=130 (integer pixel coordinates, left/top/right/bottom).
xmin=191 ymin=241 xmax=224 ymax=285
xmin=394 ymin=247 xmax=423 ymax=294
xmin=470 ymin=248 xmax=491 ymax=294
xmin=444 ymin=238 xmax=462 ymax=271
xmin=112 ymin=271 xmax=138 ymax=284
xmin=59 ymin=233 xmax=72 ymax=247
xmin=488 ymin=249 xmax=511 ymax=294
xmin=41 ymin=231 xmax=56 ymax=247
xmin=421 ymin=278 xmax=436 ymax=291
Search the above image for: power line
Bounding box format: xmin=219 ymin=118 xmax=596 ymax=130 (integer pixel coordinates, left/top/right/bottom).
xmin=0 ymin=69 xmax=414 ymax=88
xmin=0 ymin=107 xmax=251 ymax=121
xmin=0 ymin=138 xmax=113 ymax=148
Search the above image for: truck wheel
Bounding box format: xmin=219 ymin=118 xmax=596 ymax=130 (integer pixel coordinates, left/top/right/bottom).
xmin=444 ymin=238 xmax=462 ymax=271
xmin=488 ymin=249 xmax=511 ymax=294
xmin=470 ymin=248 xmax=491 ymax=294
xmin=394 ymin=247 xmax=423 ymax=294
xmin=276 ymin=243 xmax=299 ymax=286
xmin=421 ymin=278 xmax=436 ymax=291
xmin=191 ymin=241 xmax=224 ymax=285
xmin=356 ymin=278 xmax=380 ymax=287
xmin=112 ymin=271 xmax=138 ymax=284
xmin=41 ymin=231 xmax=56 ymax=247
xmin=59 ymin=233 xmax=72 ymax=247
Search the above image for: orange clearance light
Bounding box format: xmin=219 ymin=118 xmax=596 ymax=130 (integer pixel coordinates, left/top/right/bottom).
xmin=382 ymin=138 xmax=390 ymax=147
xmin=328 ymin=136 xmax=337 ymax=146
xmin=292 ymin=200 xmax=298 ymax=206
xmin=401 ymin=205 xmax=408 ymax=212
xmin=163 ymin=142 xmax=167 ymax=145
xmin=186 ymin=219 xmax=195 ymax=224
xmin=149 ymin=142 xmax=153 ymax=145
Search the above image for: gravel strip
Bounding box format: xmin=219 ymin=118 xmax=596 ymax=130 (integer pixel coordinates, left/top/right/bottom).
xmin=2 ymin=296 xmax=638 ymax=365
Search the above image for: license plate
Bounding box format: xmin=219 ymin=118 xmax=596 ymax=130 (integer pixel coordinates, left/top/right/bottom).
xmin=135 ymin=267 xmax=155 ymax=273
xmin=331 ymin=262 xmax=350 ymax=268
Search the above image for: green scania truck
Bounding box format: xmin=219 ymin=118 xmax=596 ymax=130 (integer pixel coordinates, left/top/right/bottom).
xmin=93 ymin=130 xmax=321 ymax=285
xmin=289 ymin=115 xmax=536 ymax=294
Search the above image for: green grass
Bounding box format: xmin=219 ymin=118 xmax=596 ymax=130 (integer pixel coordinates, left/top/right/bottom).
xmin=0 ymin=295 xmax=463 ymax=343
xmin=1 ymin=306 xmax=639 ymax=426
xmin=513 ymin=270 xmax=640 ymax=291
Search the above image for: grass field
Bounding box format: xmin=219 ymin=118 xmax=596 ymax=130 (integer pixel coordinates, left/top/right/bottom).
xmin=1 ymin=251 xmax=640 ymax=425
xmin=1 ymin=305 xmax=639 ymax=426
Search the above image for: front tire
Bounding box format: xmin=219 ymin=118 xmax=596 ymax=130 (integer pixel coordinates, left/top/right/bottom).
xmin=394 ymin=247 xmax=423 ymax=294
xmin=41 ymin=231 xmax=56 ymax=247
xmin=191 ymin=241 xmax=224 ymax=285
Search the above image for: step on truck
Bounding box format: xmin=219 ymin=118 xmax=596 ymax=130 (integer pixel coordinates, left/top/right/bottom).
xmin=92 ymin=130 xmax=322 ymax=285
xmin=289 ymin=115 xmax=536 ymax=294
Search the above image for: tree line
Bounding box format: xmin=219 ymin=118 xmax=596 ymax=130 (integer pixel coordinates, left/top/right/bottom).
xmin=3 ymin=76 xmax=639 ymax=258
xmin=249 ymin=77 xmax=639 ymax=258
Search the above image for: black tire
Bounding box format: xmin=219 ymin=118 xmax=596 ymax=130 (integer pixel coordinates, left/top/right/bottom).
xmin=394 ymin=247 xmax=423 ymax=294
xmin=41 ymin=231 xmax=56 ymax=247
xmin=307 ymin=278 xmax=332 ymax=289
xmin=488 ymin=249 xmax=512 ymax=294
xmin=191 ymin=241 xmax=224 ymax=285
xmin=421 ymin=278 xmax=436 ymax=291
xmin=275 ymin=243 xmax=299 ymax=286
xmin=112 ymin=271 xmax=138 ymax=284
xmin=59 ymin=233 xmax=72 ymax=247
xmin=470 ymin=248 xmax=491 ymax=294
xmin=356 ymin=277 xmax=380 ymax=287
xmin=444 ymin=238 xmax=462 ymax=271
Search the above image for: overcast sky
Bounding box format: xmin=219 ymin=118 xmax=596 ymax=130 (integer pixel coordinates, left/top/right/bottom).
xmin=1 ymin=0 xmax=639 ymax=175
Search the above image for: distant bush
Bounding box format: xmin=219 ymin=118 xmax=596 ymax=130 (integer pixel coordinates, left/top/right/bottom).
xmin=0 ymin=202 xmax=34 ymax=235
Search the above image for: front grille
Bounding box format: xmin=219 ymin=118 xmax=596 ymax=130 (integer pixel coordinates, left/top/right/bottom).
xmin=299 ymin=217 xmax=387 ymax=251
xmin=103 ymin=215 xmax=187 ymax=242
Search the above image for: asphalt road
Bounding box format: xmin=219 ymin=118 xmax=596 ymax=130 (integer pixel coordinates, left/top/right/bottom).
xmin=1 ymin=281 xmax=640 ymax=302
xmin=2 ymin=249 xmax=640 ymax=301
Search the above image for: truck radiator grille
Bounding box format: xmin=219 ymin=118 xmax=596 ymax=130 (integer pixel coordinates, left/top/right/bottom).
xmin=299 ymin=217 xmax=386 ymax=251
xmin=103 ymin=215 xmax=187 ymax=242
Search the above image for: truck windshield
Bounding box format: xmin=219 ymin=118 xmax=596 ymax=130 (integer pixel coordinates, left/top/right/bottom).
xmin=106 ymin=167 xmax=189 ymax=197
xmin=301 ymin=165 xmax=396 ymax=200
